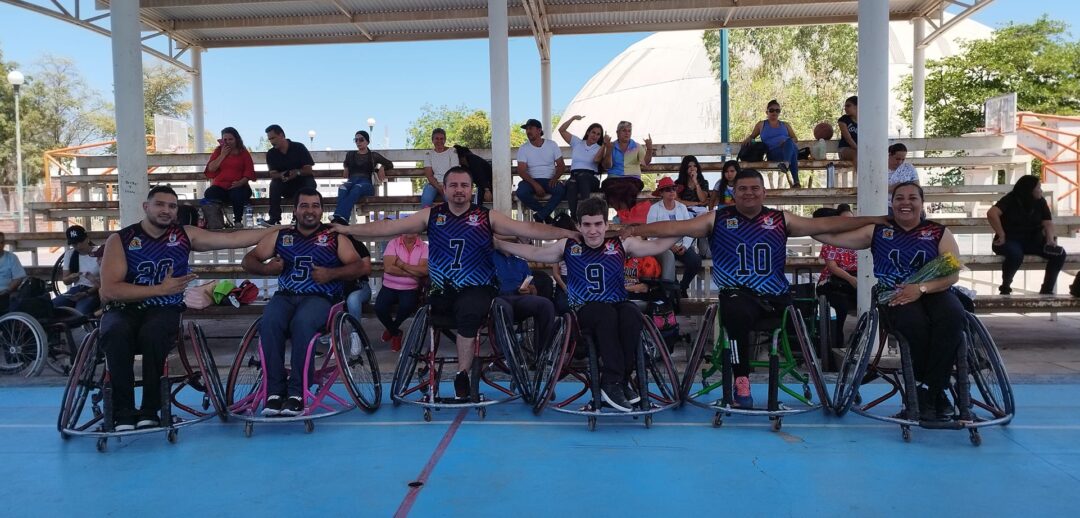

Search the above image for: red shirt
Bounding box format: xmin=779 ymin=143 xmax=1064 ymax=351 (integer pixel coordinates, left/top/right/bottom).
xmin=818 ymin=244 xmax=858 ymax=285
xmin=204 ymin=148 xmax=256 ymax=189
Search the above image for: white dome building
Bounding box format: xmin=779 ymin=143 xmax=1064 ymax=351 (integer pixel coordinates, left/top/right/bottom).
xmin=556 ymin=18 xmax=993 ymax=145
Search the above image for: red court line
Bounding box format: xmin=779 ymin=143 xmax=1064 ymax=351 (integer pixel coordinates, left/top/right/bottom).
xmin=394 ymin=409 xmax=468 ymax=518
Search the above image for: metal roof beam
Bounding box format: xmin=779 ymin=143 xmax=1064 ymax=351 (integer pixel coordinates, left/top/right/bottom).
xmin=918 ymin=0 xmax=994 ymax=48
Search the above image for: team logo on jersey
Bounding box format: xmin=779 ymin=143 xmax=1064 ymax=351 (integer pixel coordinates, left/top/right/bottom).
xmin=726 ymin=218 xmax=739 ymax=229
xmin=762 ymin=215 xmax=777 ymax=230
xmin=466 ymin=213 xmax=481 ymax=226
xmin=570 ymin=244 xmax=583 ymax=256
xmin=882 ymin=228 xmax=894 ymax=240
xmin=128 ymin=236 xmax=142 ymax=250
xmin=316 ymin=233 xmax=330 ymax=246
xmin=166 ymin=231 xmax=181 ymax=247
xmin=918 ymin=229 xmax=935 ymax=240
xmin=435 ymin=214 xmax=447 ymax=226
xmin=603 ymin=242 xmax=619 ymax=255
xmin=282 ymin=235 xmax=294 ymax=247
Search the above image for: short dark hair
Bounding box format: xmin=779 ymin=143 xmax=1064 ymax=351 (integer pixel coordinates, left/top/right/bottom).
xmin=845 ymin=95 xmax=858 ymax=106
xmin=575 ymin=197 xmax=608 ymax=223
xmin=431 ymin=128 xmax=446 ymax=139
xmin=812 ymin=207 xmax=838 ymax=218
xmin=892 ymin=181 xmax=924 ymax=200
xmin=767 ymin=99 xmax=780 ymax=109
xmin=733 ymin=168 xmax=765 ymax=187
xmin=147 ymin=185 xmax=178 ymax=199
xmin=265 ymin=124 xmax=284 ymax=136
xmin=442 ymin=166 xmax=473 ymax=185
xmin=836 ymin=203 xmax=852 ymax=214
xmin=294 ymin=187 xmax=323 ymax=206
xmin=355 ymin=130 xmax=370 ymax=142
xmin=888 ymin=143 xmax=908 ymax=155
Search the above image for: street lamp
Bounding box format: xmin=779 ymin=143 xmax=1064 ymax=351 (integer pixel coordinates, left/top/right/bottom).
xmin=307 ymin=129 xmax=316 ymax=145
xmin=366 ymin=117 xmax=376 ymax=134
xmin=7 ymin=70 xmax=25 ymax=232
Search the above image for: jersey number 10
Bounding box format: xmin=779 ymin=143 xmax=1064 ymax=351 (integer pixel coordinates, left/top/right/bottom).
xmin=735 ymin=243 xmax=772 ymax=277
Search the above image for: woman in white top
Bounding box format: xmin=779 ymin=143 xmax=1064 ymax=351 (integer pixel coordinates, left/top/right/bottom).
xmin=420 ymin=128 xmax=461 ymax=208
xmin=647 ymin=177 xmax=702 ymax=296
xmin=52 ymin=225 xmax=101 ymax=315
xmin=887 ymin=143 xmax=919 ymax=213
xmin=558 ymin=115 xmax=610 ymax=220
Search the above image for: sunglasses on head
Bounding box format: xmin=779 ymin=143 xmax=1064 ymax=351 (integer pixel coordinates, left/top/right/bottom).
xmin=768 ymin=108 xmax=781 ymax=113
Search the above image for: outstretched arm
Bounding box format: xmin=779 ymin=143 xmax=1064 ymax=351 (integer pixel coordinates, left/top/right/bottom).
xmin=493 ymin=238 xmax=566 ymax=264
xmin=187 ymin=225 xmax=279 ymax=252
xmin=623 ymin=236 xmax=681 ymax=258
xmin=812 ymin=224 xmax=874 ymax=251
xmin=490 ymin=211 xmax=578 ymax=241
xmin=787 ymin=211 xmax=887 ymax=238
xmin=333 ymin=209 xmax=429 ymax=238
xmin=629 ymin=211 xmax=712 ymax=239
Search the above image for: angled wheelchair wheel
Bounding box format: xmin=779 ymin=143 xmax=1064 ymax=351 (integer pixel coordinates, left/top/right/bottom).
xmin=832 ymin=309 xmax=878 ymax=416
xmin=57 ymin=329 xmax=104 ymax=437
xmin=493 ymin=303 xmax=535 ymax=404
xmin=333 ymin=312 xmax=382 ymax=412
xmin=50 ymin=254 xmax=68 ymax=298
xmin=226 ymin=318 xmax=263 ymax=408
xmin=392 ymin=306 xmax=429 ymax=402
xmin=532 ymin=315 xmax=570 ymax=415
xmin=964 ymin=313 xmax=1015 ymax=423
xmin=680 ymin=304 xmax=716 ymax=400
xmin=789 ymin=307 xmax=832 ymax=411
xmin=640 ymin=314 xmax=680 ymax=407
xmin=816 ymin=295 xmax=832 ymax=370
xmin=185 ymin=321 xmax=228 ymax=421
xmin=0 ymin=312 xmax=47 ymax=377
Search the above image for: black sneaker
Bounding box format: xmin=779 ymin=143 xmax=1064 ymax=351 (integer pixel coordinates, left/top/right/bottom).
xmin=330 ymin=215 xmax=349 ymax=226
xmin=999 ymin=285 xmax=1012 ymax=295
xmin=934 ymin=390 xmax=955 ymax=420
xmin=1071 ymin=282 xmax=1080 ymax=298
xmin=916 ymin=385 xmax=935 ymax=421
xmin=281 ymin=396 xmax=304 ymax=417
xmin=623 ymin=383 xmax=641 ymax=405
xmin=114 ymin=416 xmax=136 ymax=432
xmin=601 ymin=382 xmax=633 ymax=412
xmin=1039 ymin=284 xmax=1055 ymax=295
xmin=136 ymin=412 xmax=160 ymax=430
xmin=262 ymin=395 xmax=284 ymax=417
xmin=454 ymin=370 xmax=471 ymax=400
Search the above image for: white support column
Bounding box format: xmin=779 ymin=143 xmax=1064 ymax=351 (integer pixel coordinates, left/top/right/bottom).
xmin=192 ymin=47 xmax=206 ymax=153
xmin=488 ymin=0 xmax=512 ymax=215
xmin=856 ymin=0 xmax=890 ymax=314
xmin=541 ymin=57 xmax=552 ymax=137
xmin=912 ymin=17 xmax=926 ymax=142
xmin=110 ymin=1 xmax=149 ymax=226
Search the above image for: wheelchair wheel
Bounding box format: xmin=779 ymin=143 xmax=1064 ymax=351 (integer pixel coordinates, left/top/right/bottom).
xmin=226 ymin=318 xmax=263 ymax=408
xmin=492 ymin=303 xmax=535 ymax=404
xmin=789 ymin=307 xmax=832 ymax=411
xmin=392 ymin=306 xmax=429 ymax=402
xmin=185 ymin=322 xmax=228 ymax=421
xmin=680 ymin=304 xmax=716 ymax=400
xmin=50 ymin=254 xmax=68 ymax=298
xmin=333 ymin=312 xmax=382 ymax=412
xmin=57 ymin=329 xmax=104 ymax=437
xmin=532 ymin=315 xmax=569 ymax=415
xmin=816 ymin=295 xmax=832 ymax=370
xmin=964 ymin=313 xmax=1015 ymax=422
xmin=0 ymin=312 xmax=47 ymax=377
xmin=832 ymin=309 xmax=878 ymax=416
xmin=640 ymin=314 xmax=680 ymax=406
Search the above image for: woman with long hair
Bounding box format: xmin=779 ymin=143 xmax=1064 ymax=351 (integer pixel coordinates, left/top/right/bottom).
xmin=674 ymin=155 xmax=710 ymax=216
xmin=203 ymin=127 xmax=255 ymax=227
xmin=712 ymin=160 xmax=740 ymax=209
xmin=558 ymin=115 xmax=608 ymax=220
xmin=987 ymin=175 xmax=1067 ymax=295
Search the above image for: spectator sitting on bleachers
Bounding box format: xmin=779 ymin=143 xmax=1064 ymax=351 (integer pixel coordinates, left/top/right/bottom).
xmin=648 ymin=177 xmax=702 ymax=298
xmin=492 ymin=239 xmax=555 ymax=359
xmin=837 ymin=96 xmax=858 ymax=164
xmin=331 ymin=130 xmax=394 ymax=225
xmin=0 ymin=231 xmax=27 ymax=314
xmin=516 ymin=118 xmax=567 ymax=224
xmin=558 ymin=115 xmax=609 ymax=221
xmin=813 ymin=205 xmax=857 ymax=351
xmin=52 ymin=225 xmax=101 ymax=316
xmin=674 ymin=155 xmax=711 ymax=216
xmin=421 ymin=128 xmax=460 ymax=208
xmin=261 ymin=124 xmax=316 ymax=227
xmin=374 ymin=233 xmax=428 ymax=352
xmin=712 ymin=160 xmax=740 ymax=209
xmin=740 ymin=100 xmax=802 ymax=188
xmin=602 ymin=120 xmax=653 ymax=213
xmin=203 ymin=127 xmax=255 ymax=229
xmin=454 ymin=144 xmax=493 ymax=207
xmin=887 ymin=143 xmax=918 ymax=211
xmin=987 ymin=175 xmax=1067 ymax=295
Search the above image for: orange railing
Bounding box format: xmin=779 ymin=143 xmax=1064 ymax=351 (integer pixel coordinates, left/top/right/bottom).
xmin=42 ymin=135 xmax=157 ymax=202
xmin=1017 ymin=112 xmax=1080 ymax=216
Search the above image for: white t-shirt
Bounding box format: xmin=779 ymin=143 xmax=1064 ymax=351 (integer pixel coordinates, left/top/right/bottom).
xmin=62 ymin=248 xmax=100 ymax=288
xmin=646 ymin=200 xmax=695 ymax=249
xmin=568 ymin=135 xmax=601 ymax=172
xmin=888 ymin=163 xmax=919 ymax=207
xmin=425 ymin=148 xmax=460 ymax=180
xmin=515 ymin=139 xmax=562 ymax=180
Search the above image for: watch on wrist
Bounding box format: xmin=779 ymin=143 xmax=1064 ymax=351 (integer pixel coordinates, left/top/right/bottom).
xmin=918 ymin=284 xmax=928 ymax=294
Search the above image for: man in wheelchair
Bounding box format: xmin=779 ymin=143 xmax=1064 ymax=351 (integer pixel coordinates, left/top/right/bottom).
xmin=333 ymin=166 xmax=575 ymax=400
xmin=494 ymin=198 xmax=680 ymax=412
xmin=630 ymin=169 xmax=885 ymax=408
xmin=99 ymin=186 xmax=278 ymax=431
xmin=242 ymin=188 xmax=364 ymax=416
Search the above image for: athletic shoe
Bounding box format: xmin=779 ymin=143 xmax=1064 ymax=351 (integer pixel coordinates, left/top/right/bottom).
xmin=114 ymin=416 xmax=136 ymax=432
xmin=454 ymin=370 xmax=471 ymax=400
xmin=1071 ymin=281 xmax=1080 ymax=298
xmin=916 ymin=385 xmax=937 ymax=421
xmin=257 ymin=218 xmax=278 ymax=228
xmin=1039 ymin=284 xmax=1055 ymax=295
xmin=281 ymin=396 xmax=304 ymax=417
xmin=934 ymin=390 xmax=955 ymax=420
xmin=999 ymin=285 xmax=1012 ymax=295
xmin=330 ymin=215 xmax=349 ymax=226
xmin=136 ymin=413 xmax=160 ymax=430
xmin=262 ymin=395 xmax=284 ymax=416
xmin=391 ymin=334 xmax=403 ymax=353
xmin=733 ymin=376 xmax=754 ymax=408
xmin=381 ymin=330 xmax=392 ymax=343
xmin=601 ymin=382 xmax=633 ymax=412
xmin=623 ymin=383 xmax=641 ymax=405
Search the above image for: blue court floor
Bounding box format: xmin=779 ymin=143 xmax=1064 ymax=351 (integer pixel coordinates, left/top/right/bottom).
xmin=4 ymin=382 xmax=1080 ymax=517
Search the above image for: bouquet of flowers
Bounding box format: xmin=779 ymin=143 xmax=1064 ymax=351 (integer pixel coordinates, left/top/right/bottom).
xmin=876 ymin=252 xmax=965 ymax=304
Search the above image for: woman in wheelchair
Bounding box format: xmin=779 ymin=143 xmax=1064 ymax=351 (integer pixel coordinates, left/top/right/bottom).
xmin=816 ymin=182 xmax=966 ymax=421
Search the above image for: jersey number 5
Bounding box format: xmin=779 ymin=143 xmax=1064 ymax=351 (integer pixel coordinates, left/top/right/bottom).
xmin=292 ymin=256 xmax=313 ymax=282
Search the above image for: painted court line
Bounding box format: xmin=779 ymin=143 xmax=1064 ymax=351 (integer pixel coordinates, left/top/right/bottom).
xmin=2 ymin=421 xmax=1079 ymax=430
xmin=394 ymin=408 xmax=468 ymax=518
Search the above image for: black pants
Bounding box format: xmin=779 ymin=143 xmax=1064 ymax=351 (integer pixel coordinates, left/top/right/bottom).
xmin=819 ymin=279 xmax=856 ymax=349
xmin=268 ymin=175 xmax=318 ymax=224
xmin=429 ymin=286 xmax=496 ymax=339
xmin=494 ymin=294 xmax=555 ymax=355
xmin=992 ymin=236 xmax=1066 ymax=290
xmin=564 ymin=170 xmax=600 ymax=220
xmin=374 ymin=286 xmax=421 ymax=336
xmin=717 ymin=291 xmax=789 ymax=377
xmin=576 ymin=301 xmax=642 ymax=385
xmin=203 ymin=184 xmax=253 ymax=221
xmin=99 ymin=306 xmax=182 ymax=419
xmin=880 ymin=290 xmax=965 ymax=393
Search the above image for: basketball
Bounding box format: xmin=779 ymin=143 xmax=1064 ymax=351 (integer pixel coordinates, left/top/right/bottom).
xmin=638 ymin=256 xmax=662 ymax=280
xmin=814 ymin=122 xmax=834 ymax=140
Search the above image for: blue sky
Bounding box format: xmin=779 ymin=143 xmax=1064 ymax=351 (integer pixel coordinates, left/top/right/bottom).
xmin=1 ymin=1 xmax=1077 ymax=151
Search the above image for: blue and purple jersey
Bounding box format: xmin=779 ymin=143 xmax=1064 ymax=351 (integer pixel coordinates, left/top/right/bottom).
xmin=871 ymin=220 xmax=945 ymax=289
xmin=275 ymin=224 xmax=344 ymax=298
xmin=427 ymin=204 xmax=496 ymax=293
xmin=564 ymin=237 xmax=627 ymax=309
xmin=709 ymin=205 xmax=789 ymax=296
xmin=120 ymin=223 xmax=190 ymax=308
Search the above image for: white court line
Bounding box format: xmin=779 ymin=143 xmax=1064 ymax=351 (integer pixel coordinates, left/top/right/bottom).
xmin=6 ymin=422 xmax=1080 ymax=430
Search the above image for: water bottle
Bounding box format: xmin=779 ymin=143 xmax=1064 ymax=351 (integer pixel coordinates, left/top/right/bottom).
xmin=725 ymin=143 xmax=733 ymax=160
xmin=243 ymin=205 xmax=254 ymax=228
xmin=826 ymin=162 xmax=836 ymax=188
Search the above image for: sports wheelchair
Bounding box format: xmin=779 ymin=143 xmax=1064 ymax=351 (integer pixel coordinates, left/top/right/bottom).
xmin=390 ymin=302 xmax=533 ymax=421
xmin=57 ymin=318 xmax=226 ymax=452
xmin=680 ymin=299 xmax=831 ymax=431
xmin=0 ymin=306 xmax=94 ymax=377
xmin=531 ymin=311 xmax=681 ymax=431
xmin=832 ymin=300 xmax=1014 ymax=446
xmin=225 ymin=301 xmax=381 ymax=436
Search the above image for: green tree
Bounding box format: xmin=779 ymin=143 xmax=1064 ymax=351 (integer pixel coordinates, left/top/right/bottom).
xmin=704 ymin=25 xmax=858 ymax=140
xmin=93 ymin=62 xmax=193 ymax=138
xmin=406 ymin=104 xmax=527 ymax=149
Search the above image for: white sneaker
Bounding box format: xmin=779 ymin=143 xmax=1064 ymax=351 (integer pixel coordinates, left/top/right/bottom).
xmin=349 ymin=332 xmax=362 ymax=357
